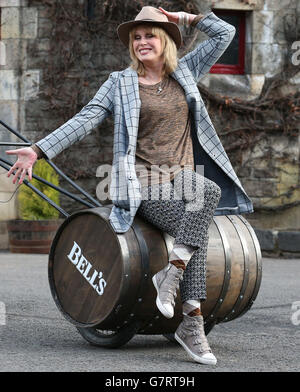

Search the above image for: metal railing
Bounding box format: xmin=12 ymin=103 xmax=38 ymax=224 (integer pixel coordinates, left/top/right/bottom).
xmin=0 ymin=120 xmax=102 ymax=218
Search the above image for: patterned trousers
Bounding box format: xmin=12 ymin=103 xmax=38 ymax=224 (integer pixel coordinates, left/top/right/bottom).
xmin=136 ymin=168 xmax=221 ymax=302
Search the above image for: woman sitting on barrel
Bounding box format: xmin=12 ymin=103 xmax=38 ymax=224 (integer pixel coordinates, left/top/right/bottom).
xmin=6 ymin=5 xmax=253 ymax=365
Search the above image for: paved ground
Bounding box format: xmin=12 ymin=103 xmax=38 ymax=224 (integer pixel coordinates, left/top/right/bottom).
xmin=0 ymin=252 xmax=299 ymax=373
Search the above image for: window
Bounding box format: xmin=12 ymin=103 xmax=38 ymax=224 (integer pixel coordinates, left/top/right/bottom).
xmin=86 ymin=0 xmax=96 ymax=20
xmin=210 ymin=10 xmax=246 ymax=75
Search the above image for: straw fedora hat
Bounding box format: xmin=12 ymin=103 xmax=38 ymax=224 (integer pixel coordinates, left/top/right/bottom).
xmin=117 ymin=6 xmax=182 ymax=49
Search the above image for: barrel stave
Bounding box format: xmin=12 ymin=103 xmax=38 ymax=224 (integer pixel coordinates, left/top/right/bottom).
xmin=214 ymin=216 xmax=245 ymax=321
xmin=201 ymin=221 xmax=226 ymax=321
xmin=96 ymin=223 xmax=143 ymax=329
xmin=224 ymin=215 xmax=262 ymax=321
xmin=126 ymin=218 xmax=170 ymax=332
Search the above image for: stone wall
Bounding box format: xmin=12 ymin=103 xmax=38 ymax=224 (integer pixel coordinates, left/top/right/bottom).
xmin=0 ymin=0 xmax=299 ymax=256
xmin=207 ymin=0 xmax=300 ymax=257
xmin=0 ymin=0 xmax=35 ymax=248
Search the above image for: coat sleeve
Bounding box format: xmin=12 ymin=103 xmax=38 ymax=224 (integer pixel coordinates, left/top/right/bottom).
xmin=180 ymin=12 xmax=236 ymax=82
xmin=35 ymin=72 xmax=119 ymax=160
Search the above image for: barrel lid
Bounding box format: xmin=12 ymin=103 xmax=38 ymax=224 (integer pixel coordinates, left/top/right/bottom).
xmin=49 ymin=208 xmax=124 ymax=327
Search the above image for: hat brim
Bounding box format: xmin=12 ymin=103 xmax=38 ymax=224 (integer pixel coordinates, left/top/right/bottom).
xmin=117 ymin=20 xmax=182 ymax=49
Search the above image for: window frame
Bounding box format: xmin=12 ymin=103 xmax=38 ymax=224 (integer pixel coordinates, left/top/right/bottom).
xmin=210 ymin=9 xmax=246 ymax=75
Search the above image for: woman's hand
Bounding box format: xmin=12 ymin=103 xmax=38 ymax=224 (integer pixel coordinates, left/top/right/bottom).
xmin=159 ymin=7 xmax=180 ymax=24
xmin=6 ymin=147 xmax=38 ymax=184
xmin=159 ymin=7 xmax=196 ymax=26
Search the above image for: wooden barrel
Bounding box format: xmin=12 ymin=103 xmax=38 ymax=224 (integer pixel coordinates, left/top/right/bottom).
xmin=7 ymin=219 xmax=62 ymax=254
xmin=48 ymin=205 xmax=262 ymax=347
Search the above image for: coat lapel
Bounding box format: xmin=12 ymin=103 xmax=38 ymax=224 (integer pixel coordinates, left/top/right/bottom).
xmin=120 ymin=68 xmax=141 ymax=144
xmin=171 ymin=63 xmax=203 ymax=139
xmin=172 ymin=63 xmax=240 ymax=187
xmin=171 ymin=63 xmax=200 ymax=109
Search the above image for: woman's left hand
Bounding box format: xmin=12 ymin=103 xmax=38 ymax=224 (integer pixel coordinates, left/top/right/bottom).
xmin=159 ymin=7 xmax=181 ymax=24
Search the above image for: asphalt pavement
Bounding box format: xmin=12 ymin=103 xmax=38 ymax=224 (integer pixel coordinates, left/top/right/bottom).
xmin=0 ymin=251 xmax=299 ymax=373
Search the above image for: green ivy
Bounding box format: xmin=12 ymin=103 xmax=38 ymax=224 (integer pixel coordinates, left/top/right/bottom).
xmin=18 ymin=160 xmax=60 ymax=220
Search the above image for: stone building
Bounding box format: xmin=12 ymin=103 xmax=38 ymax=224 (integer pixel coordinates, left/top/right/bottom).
xmin=0 ymin=0 xmax=299 ymax=256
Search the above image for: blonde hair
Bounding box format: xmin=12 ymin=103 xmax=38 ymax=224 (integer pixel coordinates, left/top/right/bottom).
xmin=129 ymin=24 xmax=178 ymax=77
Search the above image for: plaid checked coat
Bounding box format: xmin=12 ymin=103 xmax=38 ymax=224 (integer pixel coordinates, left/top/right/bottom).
xmin=36 ymin=12 xmax=253 ymax=233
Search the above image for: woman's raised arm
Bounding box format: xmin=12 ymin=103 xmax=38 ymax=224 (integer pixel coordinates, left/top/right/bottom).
xmin=180 ymin=12 xmax=236 ymax=82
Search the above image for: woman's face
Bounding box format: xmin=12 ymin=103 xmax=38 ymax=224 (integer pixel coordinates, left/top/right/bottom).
xmin=132 ymin=26 xmax=164 ymax=66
